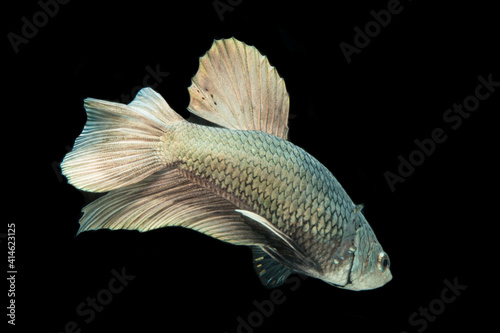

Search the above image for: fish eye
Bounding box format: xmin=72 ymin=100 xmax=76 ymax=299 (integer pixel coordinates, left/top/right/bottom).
xmin=377 ymin=252 xmax=390 ymax=272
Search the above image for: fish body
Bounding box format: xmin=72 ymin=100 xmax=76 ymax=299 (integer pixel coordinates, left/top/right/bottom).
xmin=62 ymin=38 xmax=392 ymax=290
xmin=170 ymin=122 xmax=352 ymax=271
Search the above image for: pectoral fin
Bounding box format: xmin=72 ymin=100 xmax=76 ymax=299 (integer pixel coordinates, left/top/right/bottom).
xmin=236 ymin=209 xmax=321 ymax=280
xmin=251 ymin=247 xmax=292 ymax=288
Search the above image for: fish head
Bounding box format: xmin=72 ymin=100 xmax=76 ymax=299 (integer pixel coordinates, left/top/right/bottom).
xmin=323 ymin=213 xmax=392 ymax=291
xmin=345 ymin=231 xmax=392 ymax=290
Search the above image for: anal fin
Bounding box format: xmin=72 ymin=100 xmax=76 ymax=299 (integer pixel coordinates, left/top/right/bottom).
xmin=77 ymin=169 xmax=321 ymax=288
xmin=78 ymin=168 xmax=267 ymax=247
xmin=237 ymin=209 xmax=321 ymax=280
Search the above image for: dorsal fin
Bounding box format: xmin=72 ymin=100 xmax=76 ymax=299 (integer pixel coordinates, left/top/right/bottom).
xmin=187 ymin=38 xmax=290 ymax=139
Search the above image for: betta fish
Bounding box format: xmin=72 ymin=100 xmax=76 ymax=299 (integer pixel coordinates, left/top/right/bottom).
xmin=62 ymin=38 xmax=392 ymax=290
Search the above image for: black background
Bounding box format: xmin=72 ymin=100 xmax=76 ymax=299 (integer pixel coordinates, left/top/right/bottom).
xmin=5 ymin=0 xmax=498 ymax=332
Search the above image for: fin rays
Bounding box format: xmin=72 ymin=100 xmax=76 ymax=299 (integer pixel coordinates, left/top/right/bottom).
xmin=61 ymin=88 xmax=184 ymax=193
xmin=188 ymin=38 xmax=290 ymax=139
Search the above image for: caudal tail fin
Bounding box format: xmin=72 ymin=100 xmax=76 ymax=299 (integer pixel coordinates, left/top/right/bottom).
xmin=61 ymin=88 xmax=184 ymax=193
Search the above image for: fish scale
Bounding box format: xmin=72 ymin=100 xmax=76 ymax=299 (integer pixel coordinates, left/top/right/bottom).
xmin=171 ymin=121 xmax=354 ymax=271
